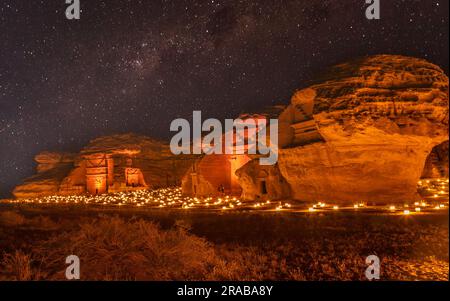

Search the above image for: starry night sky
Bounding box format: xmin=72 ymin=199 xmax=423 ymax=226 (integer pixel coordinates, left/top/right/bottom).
xmin=0 ymin=0 xmax=448 ymax=197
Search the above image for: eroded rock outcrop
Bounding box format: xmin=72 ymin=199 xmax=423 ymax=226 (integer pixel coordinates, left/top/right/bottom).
xmin=181 ymin=154 xmax=252 ymax=197
xmin=275 ymin=55 xmax=448 ymax=203
xmin=14 ymin=134 xmax=195 ymax=198
xmin=14 ymin=55 xmax=449 ymax=203
xmin=181 ymin=106 xmax=285 ymax=198
xmin=422 ymin=141 xmax=449 ymax=179
xmin=13 ymin=152 xmax=76 ymax=198
xmin=236 ymin=161 xmax=291 ymax=201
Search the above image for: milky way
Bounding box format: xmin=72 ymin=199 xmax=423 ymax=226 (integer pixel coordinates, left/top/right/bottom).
xmin=0 ymin=0 xmax=448 ymax=197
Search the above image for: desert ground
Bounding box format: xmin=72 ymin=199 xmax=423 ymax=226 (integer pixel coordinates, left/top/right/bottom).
xmin=0 ymin=194 xmax=448 ymax=281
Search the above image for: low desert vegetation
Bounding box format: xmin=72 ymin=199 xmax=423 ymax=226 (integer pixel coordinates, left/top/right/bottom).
xmin=0 ymin=209 xmax=448 ymax=281
xmin=0 ymin=211 xmax=26 ymax=227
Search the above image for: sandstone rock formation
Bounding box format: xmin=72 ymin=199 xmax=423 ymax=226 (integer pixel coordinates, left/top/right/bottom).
xmin=14 ymin=55 xmax=449 ymax=203
xmin=181 ymin=107 xmax=285 ymax=198
xmin=272 ymin=55 xmax=448 ymax=203
xmin=14 ymin=133 xmax=195 ymax=198
xmin=182 ymin=56 xmax=448 ymax=203
xmin=181 ymin=154 xmax=252 ymax=197
xmin=13 ymin=152 xmax=76 ymax=198
xmin=422 ymin=141 xmax=449 ymax=179
xmin=236 ymin=161 xmax=291 ymax=201
xmin=34 ymin=152 xmax=76 ymax=173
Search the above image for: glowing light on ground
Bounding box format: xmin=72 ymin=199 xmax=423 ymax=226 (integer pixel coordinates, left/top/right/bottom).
xmin=0 ymin=178 xmax=447 ymax=215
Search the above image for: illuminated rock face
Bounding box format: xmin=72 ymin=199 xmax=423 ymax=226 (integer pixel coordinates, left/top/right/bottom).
xmin=14 ymin=134 xmax=194 ymax=198
xmin=235 ymin=160 xmax=290 ymax=201
xmin=180 ymin=113 xmax=280 ymax=198
xmin=181 ymin=56 xmax=448 ymax=202
xmin=182 ymin=154 xmax=251 ymax=197
xmin=34 ymin=152 xmax=76 ymax=173
xmin=276 ymin=55 xmax=449 ymax=203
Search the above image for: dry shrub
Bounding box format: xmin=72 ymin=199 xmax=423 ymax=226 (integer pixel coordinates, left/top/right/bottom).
xmin=0 ymin=251 xmax=33 ymax=280
xmin=0 ymin=211 xmax=58 ymax=230
xmin=1 ymin=215 xmax=296 ymax=281
xmin=33 ymin=216 xmax=219 ymax=280
xmin=27 ymin=215 xmax=59 ymax=230
xmin=211 ymin=245 xmax=307 ymax=281
xmin=1 ymin=213 xmax=447 ymax=281
xmin=0 ymin=211 xmax=26 ymax=227
xmin=382 ymin=256 xmax=449 ymax=281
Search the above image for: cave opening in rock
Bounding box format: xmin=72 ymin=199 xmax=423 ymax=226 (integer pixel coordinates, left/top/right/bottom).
xmin=260 ymin=180 xmax=268 ymax=195
xmin=421 ymin=140 xmax=449 ymax=179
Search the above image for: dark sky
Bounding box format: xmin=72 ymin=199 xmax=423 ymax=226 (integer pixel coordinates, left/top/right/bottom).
xmin=0 ymin=0 xmax=448 ymax=197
